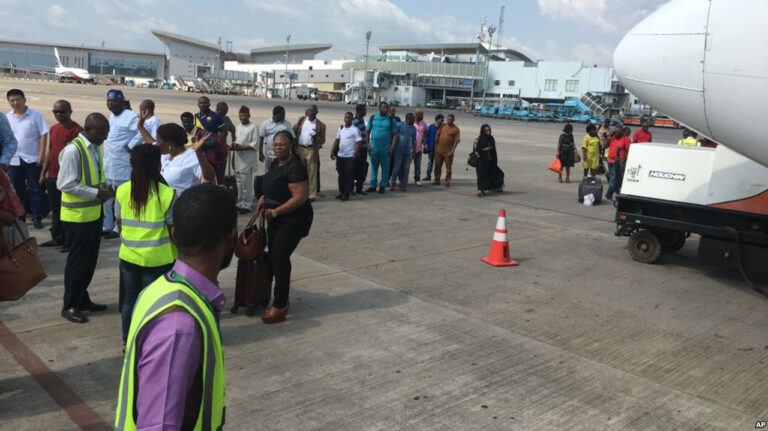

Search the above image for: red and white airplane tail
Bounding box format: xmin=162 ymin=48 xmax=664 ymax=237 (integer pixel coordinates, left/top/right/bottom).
xmin=53 ymin=47 xmax=91 ymax=81
xmin=54 ymin=47 xmax=63 ymax=67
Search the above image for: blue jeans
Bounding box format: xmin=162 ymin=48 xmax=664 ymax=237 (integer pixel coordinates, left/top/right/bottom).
xmin=9 ymin=160 xmax=43 ymax=222
xmin=103 ymin=178 xmax=127 ymax=233
xmin=391 ymin=152 xmax=411 ymax=187
xmin=369 ymin=150 xmax=391 ymax=188
xmin=424 ymin=150 xmax=435 ymax=180
xmin=606 ymin=163 xmax=616 ymax=199
xmin=120 ymin=260 xmax=174 ymax=342
xmin=412 ymin=152 xmax=422 ymax=182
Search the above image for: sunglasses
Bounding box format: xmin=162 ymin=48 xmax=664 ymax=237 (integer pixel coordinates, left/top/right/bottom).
xmin=52 ymin=110 xmax=69 ymax=114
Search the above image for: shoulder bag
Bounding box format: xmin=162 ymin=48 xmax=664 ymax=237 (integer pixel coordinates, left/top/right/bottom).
xmin=0 ymin=221 xmax=46 ymax=301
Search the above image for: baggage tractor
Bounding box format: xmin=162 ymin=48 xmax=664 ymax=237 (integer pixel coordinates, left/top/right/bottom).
xmin=579 ymin=177 xmax=604 ymax=204
xmin=232 ymin=252 xmax=273 ymax=316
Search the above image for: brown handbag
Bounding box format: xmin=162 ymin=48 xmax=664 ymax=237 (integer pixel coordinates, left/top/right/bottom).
xmin=235 ymin=212 xmax=266 ymax=260
xmin=0 ymin=222 xmax=46 ymax=301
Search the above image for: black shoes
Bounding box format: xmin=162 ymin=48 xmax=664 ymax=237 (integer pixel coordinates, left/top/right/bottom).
xmin=33 ymin=219 xmax=43 ymax=229
xmin=237 ymin=207 xmax=251 ymax=214
xmin=82 ymin=302 xmax=108 ymax=312
xmin=62 ymin=308 xmax=89 ymax=323
xmin=40 ymin=240 xmax=60 ymax=247
xmin=356 ymin=189 xmax=367 ymax=196
xmin=103 ymin=231 xmax=119 ymax=240
xmin=366 ymin=187 xmax=376 ymax=193
xmin=378 ymin=187 xmax=386 ymax=194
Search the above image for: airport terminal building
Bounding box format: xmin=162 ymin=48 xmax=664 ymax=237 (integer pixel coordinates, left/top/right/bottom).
xmin=0 ymin=39 xmax=165 ymax=80
xmin=0 ymin=32 xmax=621 ymax=109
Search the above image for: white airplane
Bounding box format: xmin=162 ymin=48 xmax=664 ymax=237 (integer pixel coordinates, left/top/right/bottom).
xmin=611 ymin=0 xmax=768 ymax=275
xmin=613 ymin=0 xmax=768 ymax=167
xmin=54 ymin=48 xmax=91 ymax=81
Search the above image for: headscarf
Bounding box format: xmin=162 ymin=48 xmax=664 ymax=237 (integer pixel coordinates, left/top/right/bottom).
xmin=477 ymin=124 xmax=495 ymax=148
xmin=0 ymin=169 xmax=23 ymax=217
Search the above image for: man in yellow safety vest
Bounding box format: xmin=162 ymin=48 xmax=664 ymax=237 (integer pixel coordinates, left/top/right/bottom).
xmin=115 ymin=183 xmax=236 ymax=430
xmin=677 ymin=129 xmax=701 ymax=147
xmin=57 ymin=113 xmax=114 ymax=323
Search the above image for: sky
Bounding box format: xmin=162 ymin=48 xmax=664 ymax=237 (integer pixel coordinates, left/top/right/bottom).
xmin=0 ymin=0 xmax=669 ymax=66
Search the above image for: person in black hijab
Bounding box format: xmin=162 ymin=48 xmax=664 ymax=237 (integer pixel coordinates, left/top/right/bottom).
xmin=475 ymin=124 xmax=504 ymax=196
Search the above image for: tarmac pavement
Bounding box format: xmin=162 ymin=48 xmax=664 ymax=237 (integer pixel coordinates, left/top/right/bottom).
xmin=1 ymin=80 xmax=767 ymax=430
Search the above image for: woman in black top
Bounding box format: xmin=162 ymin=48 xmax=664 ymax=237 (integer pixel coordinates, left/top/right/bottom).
xmin=475 ymin=124 xmax=504 ymax=197
xmin=557 ymin=123 xmax=575 ymax=183
xmin=257 ymin=130 xmax=313 ymax=323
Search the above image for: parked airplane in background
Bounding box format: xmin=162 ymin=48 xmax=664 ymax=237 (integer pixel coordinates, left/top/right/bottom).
xmin=54 ymin=48 xmax=91 ymax=81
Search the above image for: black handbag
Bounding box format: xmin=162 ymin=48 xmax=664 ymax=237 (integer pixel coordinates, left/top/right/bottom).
xmin=467 ymin=151 xmax=479 ymax=168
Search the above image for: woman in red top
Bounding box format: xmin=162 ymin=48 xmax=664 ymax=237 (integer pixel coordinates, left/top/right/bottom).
xmin=41 ymin=100 xmax=82 ymax=248
xmin=605 ymin=127 xmax=631 ymax=200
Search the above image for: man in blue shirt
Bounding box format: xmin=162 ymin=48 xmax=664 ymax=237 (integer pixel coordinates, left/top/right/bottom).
xmin=195 ymin=96 xmax=225 ymax=135
xmin=195 ymin=96 xmax=228 ymax=182
xmin=423 ymin=114 xmax=444 ymax=182
xmin=390 ymin=113 xmax=416 ymax=191
xmin=102 ymin=89 xmax=142 ymax=238
xmin=6 ymin=88 xmax=49 ymax=228
xmin=0 ymin=112 xmax=18 ymax=172
xmin=365 ymin=102 xmax=398 ymax=194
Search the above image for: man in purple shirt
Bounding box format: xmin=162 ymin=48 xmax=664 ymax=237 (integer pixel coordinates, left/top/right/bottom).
xmin=119 ymin=184 xmax=236 ymax=430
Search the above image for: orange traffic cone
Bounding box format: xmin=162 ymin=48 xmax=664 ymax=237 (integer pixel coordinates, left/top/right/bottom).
xmin=481 ymin=209 xmax=519 ymax=267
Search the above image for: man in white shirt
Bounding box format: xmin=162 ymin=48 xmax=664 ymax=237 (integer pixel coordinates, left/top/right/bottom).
xmin=292 ymin=105 xmax=326 ymax=201
xmin=137 ymin=99 xmax=161 ymax=144
xmin=330 ymin=112 xmax=363 ymax=201
xmin=232 ymin=106 xmax=259 ymax=213
xmin=102 ymin=89 xmax=141 ymax=238
xmin=258 ymin=105 xmax=293 ymax=173
xmin=5 ymin=88 xmax=49 ymax=229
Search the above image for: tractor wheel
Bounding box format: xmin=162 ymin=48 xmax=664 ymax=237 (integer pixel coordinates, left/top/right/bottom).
xmin=628 ymin=230 xmax=662 ymax=264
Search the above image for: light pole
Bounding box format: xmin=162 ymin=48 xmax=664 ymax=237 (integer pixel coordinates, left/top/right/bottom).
xmin=481 ymin=26 xmax=496 ymax=106
xmin=284 ymin=34 xmax=291 ymax=99
xmin=362 ymin=30 xmax=371 ymax=103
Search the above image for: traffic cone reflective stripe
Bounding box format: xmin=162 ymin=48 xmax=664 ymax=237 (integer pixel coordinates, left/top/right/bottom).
xmin=481 ymin=209 xmax=519 ymax=267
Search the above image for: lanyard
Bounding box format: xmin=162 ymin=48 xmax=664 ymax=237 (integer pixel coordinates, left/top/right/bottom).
xmin=168 ymin=270 xmax=219 ymax=326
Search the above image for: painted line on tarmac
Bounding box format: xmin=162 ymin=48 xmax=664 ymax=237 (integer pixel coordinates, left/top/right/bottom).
xmin=0 ymin=321 xmax=111 ymax=431
xmin=443 ymin=188 xmax=613 ymax=223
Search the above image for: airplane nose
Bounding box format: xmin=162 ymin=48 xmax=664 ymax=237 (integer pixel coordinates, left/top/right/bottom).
xmin=613 ymin=0 xmax=712 ymax=136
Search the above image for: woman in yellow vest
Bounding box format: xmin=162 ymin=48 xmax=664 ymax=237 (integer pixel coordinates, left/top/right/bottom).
xmin=115 ymin=144 xmax=177 ymax=344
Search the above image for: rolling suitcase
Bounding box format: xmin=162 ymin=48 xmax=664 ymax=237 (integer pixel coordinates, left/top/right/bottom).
xmin=232 ymin=252 xmax=273 ymax=316
xmin=222 ymin=151 xmax=238 ymax=202
xmin=578 ymin=177 xmax=603 ymax=204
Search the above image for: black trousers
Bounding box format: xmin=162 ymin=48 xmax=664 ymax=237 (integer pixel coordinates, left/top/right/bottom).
xmin=336 ymin=157 xmax=355 ymax=197
xmin=353 ymin=149 xmax=368 ymax=192
xmin=62 ymin=219 xmax=102 ymax=311
xmin=45 ymin=177 xmax=67 ymax=245
xmin=267 ymin=222 xmax=304 ymax=309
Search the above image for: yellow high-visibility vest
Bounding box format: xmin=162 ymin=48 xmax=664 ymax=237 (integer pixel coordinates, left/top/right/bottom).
xmin=60 ymin=136 xmax=104 ymax=223
xmin=677 ymin=137 xmax=700 ymax=147
xmin=115 ymin=272 xmax=225 ymax=431
xmin=116 ymin=181 xmax=177 ymax=267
